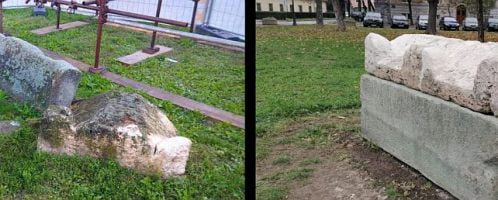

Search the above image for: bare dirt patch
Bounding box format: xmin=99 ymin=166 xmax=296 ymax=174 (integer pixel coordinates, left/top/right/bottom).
xmin=256 ymin=110 xmax=456 ymax=200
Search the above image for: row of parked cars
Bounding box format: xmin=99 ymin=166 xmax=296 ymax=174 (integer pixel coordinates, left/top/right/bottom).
xmin=357 ymin=11 xmax=498 ymax=31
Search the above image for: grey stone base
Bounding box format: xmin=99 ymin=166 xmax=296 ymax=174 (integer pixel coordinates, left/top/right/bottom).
xmin=361 ymin=74 xmax=498 ymax=200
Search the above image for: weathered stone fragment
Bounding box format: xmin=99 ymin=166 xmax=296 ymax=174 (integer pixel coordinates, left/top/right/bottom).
xmin=0 ymin=120 xmax=20 ymax=134
xmin=365 ymin=33 xmax=498 ymax=114
xmin=262 ymin=17 xmax=278 ymax=25
xmin=0 ymin=34 xmax=81 ymax=110
xmin=38 ymin=92 xmax=192 ymax=177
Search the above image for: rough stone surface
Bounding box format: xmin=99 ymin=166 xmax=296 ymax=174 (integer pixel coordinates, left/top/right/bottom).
xmin=38 ymin=92 xmax=192 ymax=177
xmin=262 ymin=17 xmax=278 ymax=25
xmin=0 ymin=34 xmax=81 ymax=110
xmin=365 ymin=33 xmax=498 ymax=114
xmin=361 ymin=74 xmax=498 ymax=200
xmin=0 ymin=120 xmax=20 ymax=134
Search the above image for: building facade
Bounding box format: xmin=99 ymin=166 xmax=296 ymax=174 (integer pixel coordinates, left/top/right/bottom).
xmin=378 ymin=0 xmax=498 ymax=24
xmin=256 ymin=0 xmax=327 ymax=13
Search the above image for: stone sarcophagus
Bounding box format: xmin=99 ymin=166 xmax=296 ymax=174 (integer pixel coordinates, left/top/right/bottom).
xmin=362 ymin=33 xmax=498 ymax=200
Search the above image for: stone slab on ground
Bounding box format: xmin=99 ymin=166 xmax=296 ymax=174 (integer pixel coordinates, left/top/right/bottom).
xmin=361 ymin=74 xmax=498 ymax=200
xmin=31 ymin=21 xmax=89 ymax=35
xmin=117 ymin=45 xmax=172 ymax=66
xmin=262 ymin=17 xmax=278 ymax=25
xmin=0 ymin=121 xmax=20 ymax=134
xmin=0 ymin=35 xmax=81 ymax=110
xmin=38 ymin=92 xmax=191 ymax=177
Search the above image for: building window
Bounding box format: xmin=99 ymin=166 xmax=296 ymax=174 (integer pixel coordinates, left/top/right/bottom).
xmin=309 ymin=6 xmax=312 ymax=12
xmin=299 ymin=5 xmax=303 ymax=12
xmin=256 ymin=3 xmax=261 ymax=11
xmin=269 ymin=3 xmax=273 ymax=12
xmin=280 ymin=4 xmax=284 ymax=12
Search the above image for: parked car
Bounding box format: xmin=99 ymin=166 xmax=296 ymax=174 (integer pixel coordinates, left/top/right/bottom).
xmin=391 ymin=15 xmax=409 ymax=29
xmin=488 ymin=18 xmax=498 ymax=31
xmin=439 ymin=16 xmax=460 ymax=31
xmin=351 ymin=11 xmax=365 ymax=22
xmin=416 ymin=15 xmax=428 ymax=30
xmin=462 ymin=17 xmax=478 ymax=31
xmin=363 ymin=12 xmax=383 ymax=28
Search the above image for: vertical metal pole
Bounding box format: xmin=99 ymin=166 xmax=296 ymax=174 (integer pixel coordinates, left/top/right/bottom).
xmin=142 ymin=0 xmax=162 ymax=54
xmin=91 ymin=0 xmax=106 ymax=73
xmin=190 ymin=0 xmax=199 ymax=32
xmin=56 ymin=2 xmax=61 ymax=29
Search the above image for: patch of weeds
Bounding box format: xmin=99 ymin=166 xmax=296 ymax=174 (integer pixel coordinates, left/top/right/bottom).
xmin=299 ymin=158 xmax=322 ymax=166
xmin=256 ymin=140 xmax=270 ymax=160
xmin=337 ymin=153 xmax=351 ymax=161
xmin=297 ymin=127 xmax=329 ymax=147
xmin=385 ymin=183 xmax=401 ymax=199
xmin=257 ymin=183 xmax=287 ymax=200
xmin=286 ymin=168 xmax=313 ymax=181
xmin=276 ymin=136 xmax=297 ymax=145
xmin=272 ymin=155 xmax=291 ymax=165
xmin=421 ymin=181 xmax=432 ymax=190
xmin=262 ymin=172 xmax=286 ymax=183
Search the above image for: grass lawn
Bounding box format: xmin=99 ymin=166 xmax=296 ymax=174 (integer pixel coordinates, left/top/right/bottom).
xmin=256 ymin=24 xmax=498 ymax=199
xmin=0 ymin=8 xmax=244 ymax=199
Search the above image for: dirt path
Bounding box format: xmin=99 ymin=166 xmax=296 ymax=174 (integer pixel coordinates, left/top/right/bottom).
xmin=256 ymin=110 xmax=456 ymax=200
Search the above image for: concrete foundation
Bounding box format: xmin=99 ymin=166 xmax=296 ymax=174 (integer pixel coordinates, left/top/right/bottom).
xmin=361 ymin=74 xmax=498 ymax=200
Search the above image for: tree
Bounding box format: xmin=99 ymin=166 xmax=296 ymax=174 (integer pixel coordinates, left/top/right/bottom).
xmin=477 ymin=0 xmax=485 ymax=42
xmin=426 ymin=0 xmax=438 ymax=34
xmin=407 ymin=0 xmax=413 ymax=25
xmin=316 ymin=0 xmax=324 ymax=25
xmin=347 ymin=0 xmax=351 ymax=17
xmin=332 ymin=0 xmax=346 ymax=31
xmin=464 ymin=0 xmax=496 ymax=42
xmin=464 ymin=0 xmax=495 ymax=14
xmin=292 ymin=0 xmax=297 ymax=26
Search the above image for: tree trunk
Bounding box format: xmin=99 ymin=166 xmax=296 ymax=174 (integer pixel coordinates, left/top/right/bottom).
xmin=367 ymin=0 xmax=375 ymax=11
xmin=347 ymin=0 xmax=351 ymax=17
xmin=426 ymin=0 xmax=438 ymax=34
xmin=477 ymin=0 xmax=485 ymax=42
xmin=332 ymin=0 xmax=346 ymax=31
xmin=362 ymin=0 xmax=367 ymax=12
xmin=316 ymin=0 xmax=324 ymax=25
xmin=408 ymin=0 xmax=413 ymax=25
xmin=292 ymin=0 xmax=297 ymax=26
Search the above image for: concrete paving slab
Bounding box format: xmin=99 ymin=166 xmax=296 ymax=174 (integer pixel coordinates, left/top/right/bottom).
xmin=31 ymin=21 xmax=88 ymax=35
xmin=117 ymin=45 xmax=172 ymax=66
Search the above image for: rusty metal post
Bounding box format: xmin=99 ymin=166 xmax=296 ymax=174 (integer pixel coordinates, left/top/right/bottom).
xmin=90 ymin=0 xmax=107 ymax=73
xmin=56 ymin=1 xmax=61 ymax=29
xmin=190 ymin=0 xmax=199 ymax=33
xmin=142 ymin=0 xmax=162 ymax=54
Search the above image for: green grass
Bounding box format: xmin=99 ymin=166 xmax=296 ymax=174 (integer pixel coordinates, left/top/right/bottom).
xmin=256 ymin=26 xmax=365 ymax=135
xmin=0 ymin=8 xmax=244 ymax=199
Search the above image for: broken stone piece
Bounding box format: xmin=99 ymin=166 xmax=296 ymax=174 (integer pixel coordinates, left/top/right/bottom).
xmin=38 ymin=92 xmax=192 ymax=177
xmin=0 ymin=120 xmax=20 ymax=134
xmin=0 ymin=34 xmax=81 ymax=110
xmin=365 ymin=33 xmax=498 ymax=114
